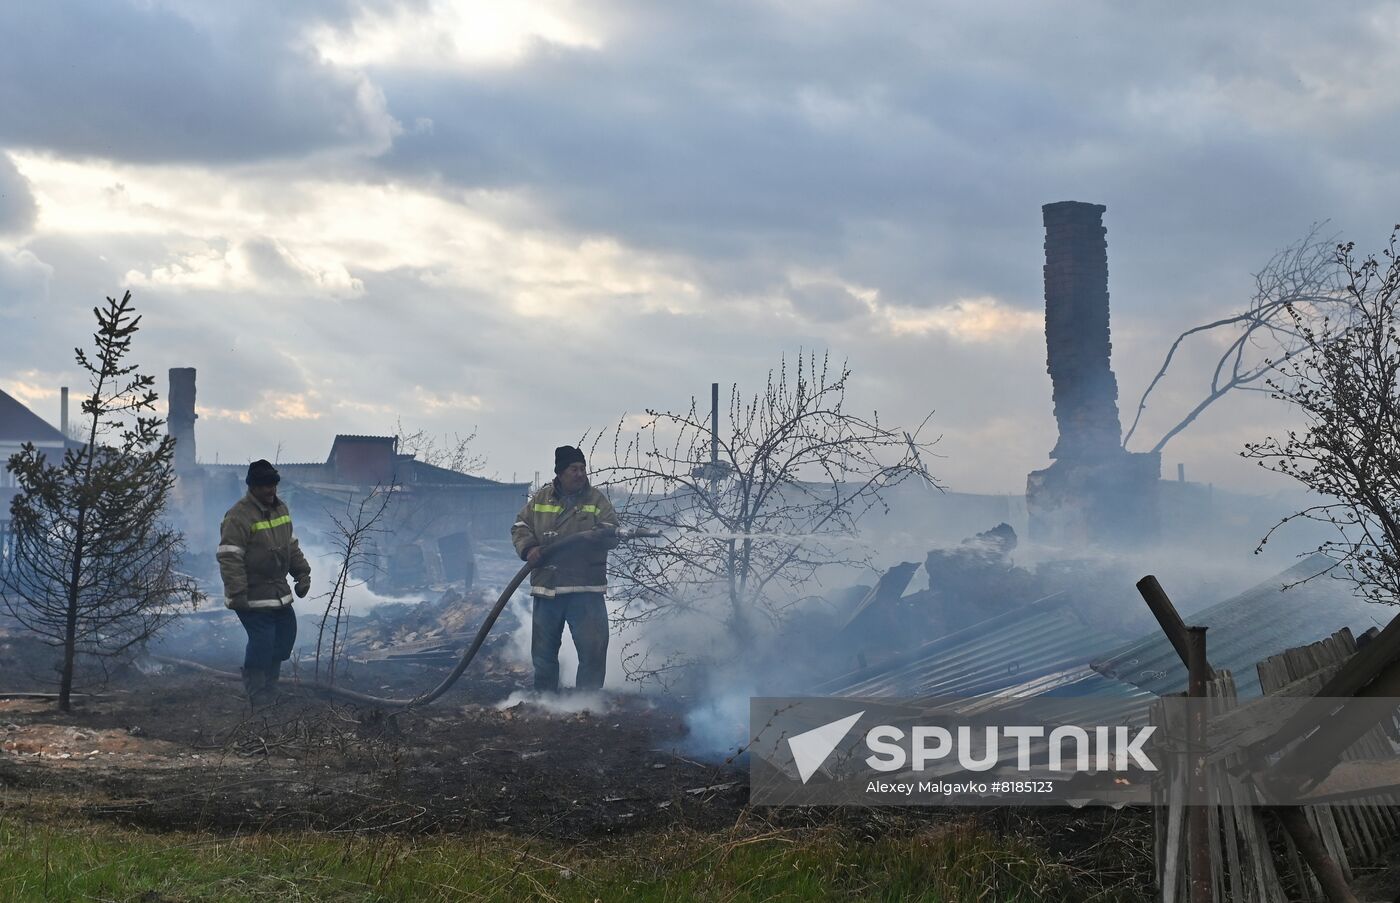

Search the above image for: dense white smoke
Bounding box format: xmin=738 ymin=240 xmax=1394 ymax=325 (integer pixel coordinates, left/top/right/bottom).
xmin=299 ymin=542 xmax=426 ymax=616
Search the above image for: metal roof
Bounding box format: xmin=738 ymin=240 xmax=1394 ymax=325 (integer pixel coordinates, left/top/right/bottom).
xmin=331 ymin=434 xmax=397 ymax=443
xmin=0 ymin=389 xmax=65 ymax=444
xmin=816 ymin=591 xmax=1131 ymax=698
xmin=1090 ymin=555 xmax=1389 ymax=699
xmin=808 ymin=552 xmax=1388 ymax=729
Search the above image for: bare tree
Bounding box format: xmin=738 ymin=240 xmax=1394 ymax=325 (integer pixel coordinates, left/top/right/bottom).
xmin=314 ymin=484 xmax=395 ymax=686
xmin=1124 ymin=224 xmax=1350 ymax=454
xmin=590 ymin=351 xmax=939 ymax=680
xmin=395 ymin=419 xmax=486 ymax=476
xmin=1 ymin=292 xmax=196 ymax=710
xmin=1244 ymin=230 xmax=1400 ymax=607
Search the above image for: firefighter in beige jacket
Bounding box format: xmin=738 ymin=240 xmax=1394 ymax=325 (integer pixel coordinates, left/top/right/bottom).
xmin=511 ymin=445 xmax=619 ymax=691
xmin=217 ymin=459 xmax=311 ymax=709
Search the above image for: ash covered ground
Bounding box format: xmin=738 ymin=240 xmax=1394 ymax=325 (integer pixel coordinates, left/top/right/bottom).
xmin=0 ymin=570 xmax=750 ymax=842
xmin=0 ymin=625 xmax=1174 ymax=903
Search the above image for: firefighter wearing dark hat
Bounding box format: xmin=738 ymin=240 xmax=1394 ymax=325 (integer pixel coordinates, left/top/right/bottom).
xmin=511 ymin=446 xmax=620 ymax=691
xmin=217 ymin=459 xmax=311 ymax=710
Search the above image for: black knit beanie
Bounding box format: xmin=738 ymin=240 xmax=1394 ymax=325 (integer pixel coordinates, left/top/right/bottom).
xmin=554 ymin=445 xmax=586 ymax=474
xmin=246 ymin=459 xmax=281 ymax=486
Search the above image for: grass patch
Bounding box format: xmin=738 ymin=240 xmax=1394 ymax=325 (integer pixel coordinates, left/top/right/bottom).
xmin=0 ymin=804 xmax=1148 ymax=901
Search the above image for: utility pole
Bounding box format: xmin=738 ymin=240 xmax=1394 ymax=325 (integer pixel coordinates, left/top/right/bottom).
xmin=710 ymin=382 xmax=719 ymax=493
xmin=692 ymin=381 xmax=730 ymax=490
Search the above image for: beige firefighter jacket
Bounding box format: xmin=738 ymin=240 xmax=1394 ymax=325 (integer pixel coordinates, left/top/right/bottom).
xmin=217 ymin=492 xmax=311 ymax=610
xmin=511 ymin=481 xmax=619 ymax=597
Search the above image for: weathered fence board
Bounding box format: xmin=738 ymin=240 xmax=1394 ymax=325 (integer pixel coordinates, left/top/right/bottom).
xmin=1151 ymin=625 xmax=1400 ymax=901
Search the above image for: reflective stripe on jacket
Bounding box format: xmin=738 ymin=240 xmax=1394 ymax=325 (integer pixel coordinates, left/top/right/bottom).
xmin=511 ymin=481 xmax=619 ymax=597
xmin=218 ymin=492 xmax=311 ymax=610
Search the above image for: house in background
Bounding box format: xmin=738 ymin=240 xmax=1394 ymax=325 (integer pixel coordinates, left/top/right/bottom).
xmin=164 ymin=369 xmax=530 ymax=595
xmin=0 ymin=388 xmax=71 ymax=553
xmin=197 ymin=434 xmax=529 ymax=592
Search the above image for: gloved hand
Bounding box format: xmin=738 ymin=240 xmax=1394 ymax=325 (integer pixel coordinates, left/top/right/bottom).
xmin=227 ymin=592 xmax=248 ymax=609
xmin=294 ymin=578 xmax=310 ymax=598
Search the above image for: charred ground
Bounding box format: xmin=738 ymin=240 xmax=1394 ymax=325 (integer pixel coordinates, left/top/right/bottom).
xmin=0 ymin=619 xmax=1170 ymax=902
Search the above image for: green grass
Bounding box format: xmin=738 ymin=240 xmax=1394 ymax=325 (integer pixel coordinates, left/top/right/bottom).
xmin=0 ymin=806 xmax=1144 ymax=902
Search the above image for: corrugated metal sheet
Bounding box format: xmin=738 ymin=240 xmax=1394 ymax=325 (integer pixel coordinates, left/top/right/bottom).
xmin=941 ymin=665 xmax=1158 ymax=727
xmin=1090 ymin=555 xmax=1389 ymax=699
xmin=813 ymin=553 xmax=1386 ymax=732
xmin=817 ymin=591 xmax=1129 ymax=698
xmin=813 ymin=593 xmax=1163 ymax=791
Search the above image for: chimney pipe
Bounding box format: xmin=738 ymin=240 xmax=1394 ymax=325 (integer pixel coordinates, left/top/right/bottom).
xmin=60 ymin=387 xmax=68 ymax=437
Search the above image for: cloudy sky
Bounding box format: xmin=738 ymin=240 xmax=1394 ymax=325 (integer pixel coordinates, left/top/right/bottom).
xmin=2 ymin=0 xmax=1397 ymax=493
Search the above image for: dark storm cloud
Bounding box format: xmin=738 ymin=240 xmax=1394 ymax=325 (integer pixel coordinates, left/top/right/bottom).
xmin=0 ymin=0 xmax=399 ymax=163
xmin=370 ymin=0 xmax=1397 ymax=312
xmin=5 ymin=0 xmax=1387 ymax=311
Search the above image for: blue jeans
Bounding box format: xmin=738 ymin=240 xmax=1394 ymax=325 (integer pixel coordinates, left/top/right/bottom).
xmin=531 ymin=592 xmax=608 ymax=691
xmin=236 ymin=607 xmax=298 ymax=672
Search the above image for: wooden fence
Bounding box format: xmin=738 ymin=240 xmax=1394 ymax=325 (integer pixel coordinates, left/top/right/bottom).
xmin=1138 ymin=575 xmax=1400 ymax=903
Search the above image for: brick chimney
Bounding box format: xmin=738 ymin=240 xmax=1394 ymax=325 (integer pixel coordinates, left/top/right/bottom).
xmin=1042 ymin=201 xmax=1123 ymax=460
xmin=168 ymin=367 xmax=198 ymax=473
xmin=1028 ymin=202 xmax=1159 ymax=546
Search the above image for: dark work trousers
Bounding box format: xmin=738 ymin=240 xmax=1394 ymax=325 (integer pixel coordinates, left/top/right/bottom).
xmin=236 ymin=607 xmax=298 ymax=672
xmin=531 ymin=592 xmax=608 ymax=691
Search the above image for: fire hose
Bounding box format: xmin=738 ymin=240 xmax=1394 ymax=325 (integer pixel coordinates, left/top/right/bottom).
xmin=152 ymin=527 xmax=658 ymax=709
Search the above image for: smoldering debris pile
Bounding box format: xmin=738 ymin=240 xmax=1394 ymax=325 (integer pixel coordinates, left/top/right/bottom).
xmin=829 ymin=523 xmax=1151 ymax=676
xmin=344 ymin=586 xmax=524 ymax=673
xmin=346 ymin=586 xmax=489 ymax=651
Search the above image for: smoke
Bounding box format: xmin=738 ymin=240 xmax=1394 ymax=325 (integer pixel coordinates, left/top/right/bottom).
xmin=493 ymin=689 xmax=620 ymax=715
xmin=584 ymin=478 xmax=1366 ymax=761
xmin=300 ymin=542 xmax=427 ymax=616
xmin=497 ymin=590 xmax=643 ymax=693
xmin=679 ymin=531 xmax=875 ymax=549
xmin=166 ymin=470 xmax=1365 ymax=764
xmin=319 ymin=579 xmax=425 ymax=618
xmin=684 ymin=684 xmax=753 ymax=760
xmin=490 ymin=571 xmax=819 ymax=755
xmin=604 ymin=588 xmax=844 ymax=758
